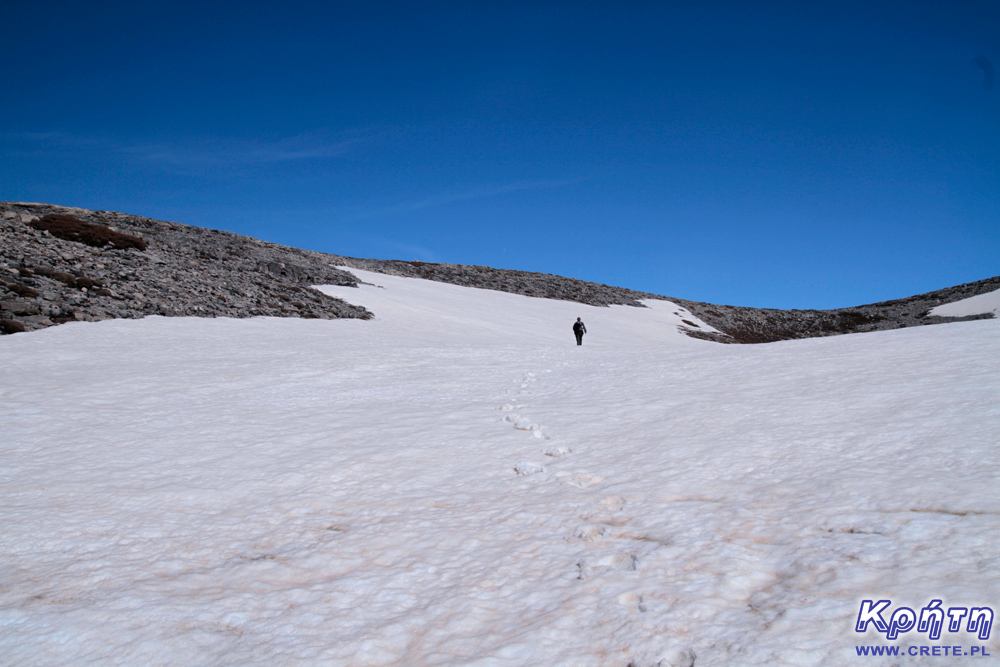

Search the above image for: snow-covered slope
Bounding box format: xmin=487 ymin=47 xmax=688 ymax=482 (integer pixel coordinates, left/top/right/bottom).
xmin=1 ymin=271 xmax=997 ymax=666
xmin=929 ymin=287 xmax=1000 ymax=318
xmin=317 ymin=268 xmax=720 ymax=347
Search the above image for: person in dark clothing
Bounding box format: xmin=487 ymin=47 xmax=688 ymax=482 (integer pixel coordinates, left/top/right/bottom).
xmin=573 ymin=317 xmax=587 ymax=345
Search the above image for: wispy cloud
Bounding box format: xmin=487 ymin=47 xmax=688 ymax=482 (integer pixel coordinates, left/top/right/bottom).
xmin=5 ymin=131 xmax=73 ymax=142
xmin=3 ymin=129 xmax=367 ymax=170
xmin=2 ymin=131 xmax=103 ymax=155
xmin=358 ymin=177 xmax=586 ymax=219
xmin=125 ymin=131 xmax=365 ymax=168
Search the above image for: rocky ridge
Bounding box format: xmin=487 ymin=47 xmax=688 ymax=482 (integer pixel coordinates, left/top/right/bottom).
xmin=671 ymin=281 xmax=998 ymax=343
xmin=1 ymin=201 xmax=996 ymax=342
xmin=324 ymin=258 xmax=998 ymax=343
xmin=0 ymin=202 xmax=370 ymax=334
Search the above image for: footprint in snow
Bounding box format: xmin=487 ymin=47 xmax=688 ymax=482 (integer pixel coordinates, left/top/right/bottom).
xmin=600 ymin=494 xmax=627 ymax=511
xmin=514 ymin=460 xmax=545 ymax=476
xmin=510 ymin=420 xmax=550 ymax=440
xmin=576 ymin=551 xmax=638 ymax=579
xmin=543 ymin=444 xmax=572 ymax=457
xmin=617 ymin=591 xmax=647 ymax=613
xmin=557 ymin=471 xmax=606 ymax=488
xmin=641 ymin=647 xmax=697 ymax=667
xmin=574 ymin=525 xmax=606 ymax=541
xmin=626 ymin=647 xmax=697 ymax=667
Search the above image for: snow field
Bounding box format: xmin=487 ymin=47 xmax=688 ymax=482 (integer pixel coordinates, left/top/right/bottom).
xmin=1 ymin=269 xmax=998 ymax=666
xmin=929 ymin=287 xmax=1000 ymax=318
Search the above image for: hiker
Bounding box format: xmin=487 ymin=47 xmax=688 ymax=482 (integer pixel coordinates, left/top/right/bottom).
xmin=573 ymin=317 xmax=587 ymax=346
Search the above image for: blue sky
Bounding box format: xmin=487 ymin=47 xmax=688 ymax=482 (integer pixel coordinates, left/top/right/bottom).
xmin=3 ymin=0 xmax=997 ymax=308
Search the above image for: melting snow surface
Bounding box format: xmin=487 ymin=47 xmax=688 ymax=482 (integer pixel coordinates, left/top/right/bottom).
xmin=929 ymin=288 xmax=1000 ymax=318
xmin=1 ymin=268 xmax=998 ymax=666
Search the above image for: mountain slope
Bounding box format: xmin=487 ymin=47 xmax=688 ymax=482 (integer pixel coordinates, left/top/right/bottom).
xmin=2 ymin=201 xmax=996 ymax=341
xmin=0 ymin=202 xmax=371 ymax=333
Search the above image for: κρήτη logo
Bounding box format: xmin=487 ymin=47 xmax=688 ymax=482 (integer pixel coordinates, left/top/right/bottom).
xmin=856 ymin=600 xmax=993 ymax=641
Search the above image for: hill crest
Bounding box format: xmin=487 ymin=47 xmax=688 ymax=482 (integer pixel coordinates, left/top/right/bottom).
xmin=1 ymin=201 xmax=996 ymax=341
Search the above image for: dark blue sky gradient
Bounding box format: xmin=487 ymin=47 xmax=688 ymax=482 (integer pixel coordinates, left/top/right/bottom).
xmin=3 ymin=0 xmax=997 ymax=308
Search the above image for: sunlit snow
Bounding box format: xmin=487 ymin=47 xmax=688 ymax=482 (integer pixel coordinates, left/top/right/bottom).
xmin=929 ymin=288 xmax=1000 ymax=318
xmin=1 ymin=269 xmax=998 ymax=666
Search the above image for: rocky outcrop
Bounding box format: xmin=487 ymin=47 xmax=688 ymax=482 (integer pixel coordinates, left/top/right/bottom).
xmin=1 ymin=202 xmax=371 ymax=332
xmin=1 ymin=201 xmax=995 ymax=342
xmin=671 ymin=280 xmax=999 ymax=344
